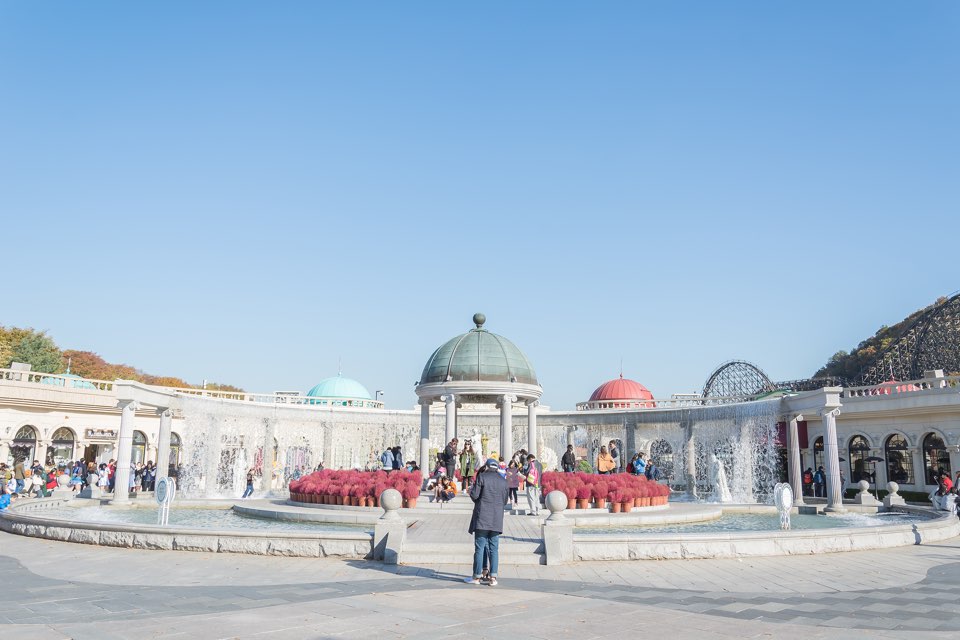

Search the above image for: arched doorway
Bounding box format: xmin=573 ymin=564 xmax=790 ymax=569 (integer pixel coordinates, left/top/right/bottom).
xmin=884 ymin=434 xmax=913 ymax=485
xmin=131 ymin=431 xmax=148 ymax=465
xmin=169 ymin=432 xmax=182 ymax=476
xmin=813 ymin=436 xmax=824 ymax=472
xmin=649 ymin=439 xmax=674 ymax=485
xmin=848 ymin=435 xmax=871 ymax=483
xmin=48 ymin=427 xmax=75 ymax=467
xmin=922 ymin=433 xmax=952 ymax=485
xmin=10 ymin=425 xmax=38 ymax=465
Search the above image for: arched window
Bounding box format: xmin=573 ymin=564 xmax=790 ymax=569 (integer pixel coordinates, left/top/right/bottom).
xmin=885 ymin=434 xmax=913 ymax=485
xmin=813 ymin=436 xmax=824 ymax=472
xmin=923 ymin=433 xmax=952 ymax=485
xmin=9 ymin=425 xmax=38 ymax=465
xmin=168 ymin=432 xmax=182 ymax=476
xmin=131 ymin=430 xmax=147 ymax=465
xmin=48 ymin=427 xmax=76 ymax=467
xmin=848 ymin=435 xmax=871 ymax=483
xmin=649 ymin=439 xmax=674 ymax=483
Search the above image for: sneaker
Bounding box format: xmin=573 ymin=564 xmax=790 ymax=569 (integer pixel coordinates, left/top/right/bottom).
xmin=488 ymin=577 xmax=498 ymax=586
xmin=463 ymin=577 xmax=483 ymax=585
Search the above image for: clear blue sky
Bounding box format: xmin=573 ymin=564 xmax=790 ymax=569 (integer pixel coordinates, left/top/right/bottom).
xmin=2 ymin=2 xmax=958 ymax=409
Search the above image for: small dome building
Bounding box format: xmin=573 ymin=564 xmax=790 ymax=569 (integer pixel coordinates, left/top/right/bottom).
xmin=578 ymin=374 xmax=655 ymax=410
xmin=305 ymin=374 xmax=383 ymax=409
xmin=415 ymin=313 xmax=542 ymax=468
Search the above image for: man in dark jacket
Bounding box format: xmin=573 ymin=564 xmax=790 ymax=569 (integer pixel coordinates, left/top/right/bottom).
xmin=561 ymin=445 xmax=576 ymax=473
xmin=466 ymin=458 xmax=509 ymax=586
xmin=444 ymin=439 xmax=458 ymax=479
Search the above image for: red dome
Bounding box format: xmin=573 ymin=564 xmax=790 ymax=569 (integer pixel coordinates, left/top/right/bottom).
xmin=589 ymin=375 xmax=654 ymax=402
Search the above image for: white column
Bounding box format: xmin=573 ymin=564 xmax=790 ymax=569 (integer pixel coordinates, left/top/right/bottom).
xmin=526 ymin=400 xmax=539 ymax=455
xmin=156 ymin=408 xmax=172 ymax=481
xmin=419 ymin=399 xmax=431 ymax=481
xmin=788 ymin=416 xmax=804 ymax=506
xmin=566 ymin=426 xmax=575 ymax=448
xmin=499 ymin=395 xmax=516 ymax=459
xmin=112 ymin=400 xmax=138 ymax=505
xmin=442 ymin=394 xmax=457 ymax=444
xmin=911 ymin=448 xmax=926 ymax=490
xmin=685 ymin=422 xmax=697 ymax=499
xmin=821 ymin=407 xmax=846 ymax=512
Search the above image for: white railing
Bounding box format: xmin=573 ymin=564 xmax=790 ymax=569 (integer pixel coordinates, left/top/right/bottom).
xmin=0 ymin=368 xmax=115 ymax=391
xmin=170 ymin=387 xmax=384 ymax=409
xmin=842 ymin=375 xmax=960 ymax=398
xmin=575 ymin=393 xmax=779 ymax=411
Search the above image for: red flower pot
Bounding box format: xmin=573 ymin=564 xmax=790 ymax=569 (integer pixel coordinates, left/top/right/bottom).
xmin=577 ymin=498 xmax=590 ymax=510
xmin=611 ymin=502 xmax=622 ymax=513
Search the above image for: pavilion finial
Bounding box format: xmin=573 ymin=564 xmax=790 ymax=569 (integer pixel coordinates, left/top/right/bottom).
xmin=473 ymin=312 xmax=486 ymax=328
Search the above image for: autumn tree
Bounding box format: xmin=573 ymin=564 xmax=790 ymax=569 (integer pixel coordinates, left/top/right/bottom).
xmin=6 ymin=330 xmax=63 ymax=373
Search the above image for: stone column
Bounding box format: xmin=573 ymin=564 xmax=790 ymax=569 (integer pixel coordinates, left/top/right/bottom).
xmin=418 ymin=399 xmax=431 ymax=480
xmin=788 ymin=416 xmax=804 ymax=506
xmin=442 ymin=394 xmax=457 ymax=444
xmin=499 ymin=395 xmax=516 ymax=459
xmin=526 ymin=400 xmax=539 ymax=455
xmin=156 ymin=408 xmax=172 ymax=481
xmin=684 ymin=422 xmax=697 ymax=499
xmin=911 ymin=447 xmax=926 ymax=490
xmin=566 ymin=426 xmax=576 ymax=448
xmin=821 ymin=408 xmax=846 ymax=512
xmin=625 ymin=421 xmax=636 ymax=464
xmin=111 ymin=399 xmax=138 ymax=505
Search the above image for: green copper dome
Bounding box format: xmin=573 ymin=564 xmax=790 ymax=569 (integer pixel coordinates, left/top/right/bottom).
xmin=420 ymin=314 xmax=538 ymax=385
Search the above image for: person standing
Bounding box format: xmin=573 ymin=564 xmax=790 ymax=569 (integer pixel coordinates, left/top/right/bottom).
xmin=608 ymin=441 xmax=620 ymax=472
xmin=561 ymin=445 xmax=576 ymax=473
xmin=597 ymin=446 xmax=615 ymax=474
xmin=465 ymin=458 xmax=509 ymax=586
xmin=505 ymin=461 xmax=521 ymax=507
xmin=242 ymin=468 xmax=255 ymax=499
xmin=459 ymin=442 xmax=478 ymax=491
xmin=813 ymin=466 xmax=826 ymax=498
xmin=392 ymin=447 xmax=403 ymax=471
xmin=13 ymin=459 xmax=25 ymax=494
xmin=645 ymin=459 xmax=661 ymax=482
xmin=633 ymin=452 xmax=647 ymax=476
xmin=523 ymin=453 xmax=542 ymax=516
xmin=380 ymin=448 xmax=393 ymax=471
xmin=444 ymin=438 xmax=459 ymax=482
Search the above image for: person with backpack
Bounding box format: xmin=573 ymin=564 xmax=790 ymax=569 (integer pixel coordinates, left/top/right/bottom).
xmin=813 ymin=466 xmax=826 ymax=498
xmin=802 ymin=468 xmax=814 ymax=496
xmin=522 ymin=453 xmax=542 ymax=516
xmin=645 ymin=459 xmax=661 ymax=482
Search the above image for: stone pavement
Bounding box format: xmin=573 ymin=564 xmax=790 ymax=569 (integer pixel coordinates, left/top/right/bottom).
xmin=2 ymin=530 xmax=960 ymax=639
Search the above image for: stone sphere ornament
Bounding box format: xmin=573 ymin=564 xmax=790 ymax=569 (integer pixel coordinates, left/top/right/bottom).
xmin=545 ymin=490 xmax=568 ymax=514
xmin=380 ymin=488 xmax=402 ymax=512
xmin=887 ymin=481 xmax=900 ymax=495
xmin=473 ymin=312 xmax=486 ymax=328
xmin=858 ymin=479 xmax=870 ymax=493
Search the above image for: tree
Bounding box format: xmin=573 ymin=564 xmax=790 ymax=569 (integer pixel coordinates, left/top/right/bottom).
xmin=8 ymin=330 xmax=63 ymax=373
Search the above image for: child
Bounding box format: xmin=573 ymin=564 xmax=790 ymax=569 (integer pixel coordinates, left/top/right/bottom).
xmin=70 ymin=471 xmax=83 ymax=492
xmin=505 ymin=461 xmax=521 ymax=507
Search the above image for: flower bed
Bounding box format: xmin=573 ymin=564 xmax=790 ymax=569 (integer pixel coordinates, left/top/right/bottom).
xmin=288 ymin=469 xmax=421 ymax=508
xmin=541 ymin=472 xmax=669 ymax=511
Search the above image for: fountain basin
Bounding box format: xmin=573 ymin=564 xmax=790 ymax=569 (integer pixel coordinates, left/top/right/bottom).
xmin=0 ymin=498 xmax=374 ymax=558
xmin=570 ymin=506 xmax=959 ymax=561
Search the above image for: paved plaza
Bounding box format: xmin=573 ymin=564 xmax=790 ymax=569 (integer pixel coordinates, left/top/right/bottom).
xmin=2 ymin=526 xmax=959 ymax=639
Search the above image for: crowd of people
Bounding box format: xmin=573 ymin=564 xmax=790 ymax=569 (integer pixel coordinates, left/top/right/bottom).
xmin=0 ymin=457 xmax=163 ymax=509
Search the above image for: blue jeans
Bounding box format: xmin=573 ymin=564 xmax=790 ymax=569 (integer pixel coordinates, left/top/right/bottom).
xmin=15 ymin=479 xmax=24 ymax=494
xmin=242 ymin=484 xmax=254 ymax=498
xmin=473 ymin=529 xmax=500 ymax=578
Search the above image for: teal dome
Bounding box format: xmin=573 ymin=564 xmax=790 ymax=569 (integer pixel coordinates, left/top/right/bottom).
xmin=420 ymin=315 xmax=538 ymax=386
xmin=306 ymin=375 xmax=372 ymax=400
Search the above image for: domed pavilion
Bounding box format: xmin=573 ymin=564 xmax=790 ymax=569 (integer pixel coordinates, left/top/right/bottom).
xmin=577 ymin=374 xmax=655 ymax=410
xmin=415 ymin=313 xmax=542 ymax=470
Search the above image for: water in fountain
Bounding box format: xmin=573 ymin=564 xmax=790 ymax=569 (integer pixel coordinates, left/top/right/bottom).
xmin=638 ymin=398 xmax=782 ymax=503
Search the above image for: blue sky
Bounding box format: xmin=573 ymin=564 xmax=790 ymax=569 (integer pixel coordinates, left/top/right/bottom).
xmin=1 ymin=2 xmax=958 ymax=409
